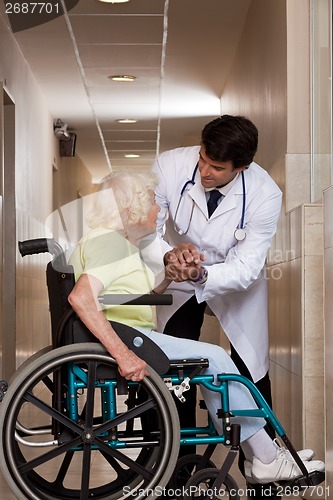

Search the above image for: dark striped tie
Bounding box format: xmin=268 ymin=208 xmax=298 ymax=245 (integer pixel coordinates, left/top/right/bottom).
xmin=207 ymin=190 xmax=222 ymax=217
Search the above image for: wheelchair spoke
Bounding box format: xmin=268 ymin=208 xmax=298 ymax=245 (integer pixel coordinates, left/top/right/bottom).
xmin=18 ymin=436 xmax=82 ymax=475
xmin=40 ymin=374 xmax=55 ymax=393
xmin=23 ymin=391 xmax=83 ymax=435
xmin=94 ymin=436 xmax=154 ymax=481
xmin=53 ymin=450 xmax=75 ymax=487
xmin=80 ymin=444 xmax=92 ymax=499
xmin=95 ymin=397 xmax=156 ymax=436
xmin=98 ymin=449 xmax=135 ymax=481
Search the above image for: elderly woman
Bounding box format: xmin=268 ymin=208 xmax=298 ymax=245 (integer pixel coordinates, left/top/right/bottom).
xmin=68 ymin=170 xmax=323 ymax=485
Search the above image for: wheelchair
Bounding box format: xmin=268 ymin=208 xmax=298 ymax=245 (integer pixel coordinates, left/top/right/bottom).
xmin=0 ymin=238 xmax=325 ymax=499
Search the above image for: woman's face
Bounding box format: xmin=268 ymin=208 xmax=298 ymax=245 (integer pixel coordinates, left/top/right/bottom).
xmin=145 ymin=192 xmax=161 ymax=232
xmin=135 ymin=191 xmax=160 ymax=236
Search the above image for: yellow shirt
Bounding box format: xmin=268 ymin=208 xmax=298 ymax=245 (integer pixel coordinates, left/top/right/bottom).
xmin=69 ymin=228 xmax=156 ymax=330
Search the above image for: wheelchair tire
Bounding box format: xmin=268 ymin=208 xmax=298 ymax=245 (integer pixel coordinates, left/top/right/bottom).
xmin=184 ymin=468 xmax=240 ymax=499
xmin=8 ymin=346 xmax=53 ymax=383
xmin=0 ymin=343 xmax=180 ymax=499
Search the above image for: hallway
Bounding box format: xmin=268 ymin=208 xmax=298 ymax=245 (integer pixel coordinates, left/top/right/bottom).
xmin=0 ymin=0 xmax=332 ymax=498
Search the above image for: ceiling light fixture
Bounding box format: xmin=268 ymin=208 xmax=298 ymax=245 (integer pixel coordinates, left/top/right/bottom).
xmin=124 ymin=154 xmax=140 ymax=158
xmin=98 ymin=0 xmax=130 ymax=4
xmin=109 ymin=75 xmax=136 ymax=82
xmin=117 ymin=119 xmax=138 ymax=124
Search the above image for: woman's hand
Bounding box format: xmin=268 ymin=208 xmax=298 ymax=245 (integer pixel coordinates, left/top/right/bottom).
xmin=68 ymin=274 xmax=149 ymax=382
xmin=165 ymin=243 xmax=205 ymax=266
xmin=116 ymin=349 xmax=149 ymax=381
xmin=164 ymin=243 xmax=206 ymax=282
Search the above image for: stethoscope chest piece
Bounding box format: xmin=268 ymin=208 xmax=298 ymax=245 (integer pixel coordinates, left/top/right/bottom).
xmin=234 ymin=228 xmax=246 ymax=241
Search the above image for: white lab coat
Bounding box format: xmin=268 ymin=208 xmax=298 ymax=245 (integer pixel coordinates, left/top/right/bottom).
xmin=152 ymin=145 xmax=282 ymax=382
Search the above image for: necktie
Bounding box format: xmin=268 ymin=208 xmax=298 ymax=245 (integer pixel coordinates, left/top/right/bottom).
xmin=207 ymin=189 xmax=222 ymax=217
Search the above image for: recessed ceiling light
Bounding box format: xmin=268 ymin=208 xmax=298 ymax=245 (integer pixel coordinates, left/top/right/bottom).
xmin=116 ymin=119 xmax=138 ymax=124
xmin=98 ymin=0 xmax=130 ymax=3
xmin=109 ymin=75 xmax=136 ymax=82
xmin=124 ymin=154 xmax=140 ymax=158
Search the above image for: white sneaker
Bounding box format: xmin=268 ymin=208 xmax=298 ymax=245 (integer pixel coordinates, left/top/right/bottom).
xmin=251 ymin=446 xmax=324 ymax=484
xmin=244 ymin=460 xmax=257 ymax=484
xmin=298 ymin=448 xmax=315 ymax=461
xmin=271 ymin=439 xmax=315 ymax=462
xmin=245 ymin=445 xmax=315 ymax=484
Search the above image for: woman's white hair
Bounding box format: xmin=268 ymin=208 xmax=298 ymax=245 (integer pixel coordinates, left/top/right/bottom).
xmin=86 ymin=169 xmax=158 ymax=230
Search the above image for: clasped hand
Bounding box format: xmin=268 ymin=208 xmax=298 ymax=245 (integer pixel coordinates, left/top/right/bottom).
xmin=164 ymin=243 xmax=206 ymax=282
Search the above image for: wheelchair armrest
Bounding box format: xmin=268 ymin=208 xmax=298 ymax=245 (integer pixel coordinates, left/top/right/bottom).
xmin=98 ymin=294 xmax=173 ymax=306
xmin=111 ymin=322 xmax=170 ymax=375
xmin=168 ymin=359 xmax=209 ymax=370
xmin=167 ymin=359 xmax=209 ymax=384
xmin=68 ymin=317 xmax=170 ymax=375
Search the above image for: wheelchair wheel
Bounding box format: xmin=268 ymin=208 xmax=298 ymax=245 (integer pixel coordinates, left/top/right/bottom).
xmin=0 ymin=343 xmax=180 ymax=499
xmin=184 ymin=468 xmax=240 ymax=499
xmin=168 ymin=453 xmax=216 ymax=490
xmin=10 ymin=346 xmax=53 ymax=380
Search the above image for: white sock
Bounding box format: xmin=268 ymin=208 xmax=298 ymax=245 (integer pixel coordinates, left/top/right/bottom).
xmin=240 ymin=441 xmax=255 ymax=462
xmin=243 ymin=429 xmax=277 ymax=464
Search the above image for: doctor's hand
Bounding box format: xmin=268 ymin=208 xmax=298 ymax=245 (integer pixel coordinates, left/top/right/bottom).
xmin=165 ymin=243 xmax=205 ymax=266
xmin=164 ymin=244 xmax=205 ymax=282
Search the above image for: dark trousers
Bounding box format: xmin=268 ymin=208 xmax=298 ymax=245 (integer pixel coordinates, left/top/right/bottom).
xmin=163 ymin=295 xmax=275 ymax=460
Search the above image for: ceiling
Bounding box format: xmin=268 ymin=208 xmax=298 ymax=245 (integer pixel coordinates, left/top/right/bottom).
xmin=4 ymin=0 xmax=251 ymax=181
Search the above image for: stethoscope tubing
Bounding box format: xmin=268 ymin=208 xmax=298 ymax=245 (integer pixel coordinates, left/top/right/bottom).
xmin=180 ymin=163 xmax=199 ymax=195
xmin=240 ymin=169 xmax=246 ymax=229
xmin=173 ymin=163 xmax=246 ymax=239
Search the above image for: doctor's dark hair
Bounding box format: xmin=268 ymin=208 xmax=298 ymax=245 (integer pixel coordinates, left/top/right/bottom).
xmin=201 ymin=115 xmax=258 ymax=168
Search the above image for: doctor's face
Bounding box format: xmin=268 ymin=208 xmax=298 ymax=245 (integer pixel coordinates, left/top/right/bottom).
xmin=198 ymin=147 xmax=246 ymax=188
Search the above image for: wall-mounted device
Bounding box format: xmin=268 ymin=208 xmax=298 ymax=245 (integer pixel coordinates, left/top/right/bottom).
xmin=53 ymin=119 xmax=77 ymax=157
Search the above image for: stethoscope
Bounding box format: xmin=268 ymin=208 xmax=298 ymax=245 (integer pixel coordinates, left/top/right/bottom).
xmin=173 ymin=162 xmax=246 ymax=241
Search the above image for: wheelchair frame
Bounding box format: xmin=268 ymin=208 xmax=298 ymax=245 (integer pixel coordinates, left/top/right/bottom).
xmin=0 ymin=238 xmax=325 ymax=500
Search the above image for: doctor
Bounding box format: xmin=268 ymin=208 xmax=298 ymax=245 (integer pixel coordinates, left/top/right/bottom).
xmin=152 ymin=115 xmax=283 ymax=495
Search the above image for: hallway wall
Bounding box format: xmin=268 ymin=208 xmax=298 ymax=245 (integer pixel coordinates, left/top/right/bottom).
xmin=0 ymin=13 xmax=52 ymax=375
xmin=220 ymin=0 xmax=287 ymax=171
xmin=219 ymin=0 xmax=326 ymax=462
xmin=0 ymin=12 xmax=94 ymax=375
xmin=324 ymin=186 xmax=333 ymax=491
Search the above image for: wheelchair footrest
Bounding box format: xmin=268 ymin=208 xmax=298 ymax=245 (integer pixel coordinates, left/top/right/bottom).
xmin=281 ymin=470 xmax=325 ymax=489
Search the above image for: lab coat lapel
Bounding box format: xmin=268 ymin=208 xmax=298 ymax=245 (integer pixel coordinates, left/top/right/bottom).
xmin=210 ymin=173 xmax=245 ymax=219
xmin=186 ymin=170 xmax=247 ymax=219
xmin=187 ymin=180 xmax=208 ymax=216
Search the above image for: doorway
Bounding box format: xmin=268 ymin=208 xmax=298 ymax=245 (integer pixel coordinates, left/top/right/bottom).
xmin=0 ymin=83 xmax=16 ymax=380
